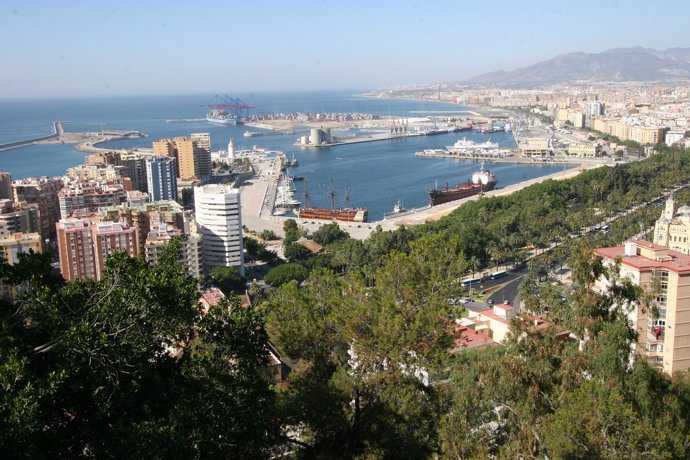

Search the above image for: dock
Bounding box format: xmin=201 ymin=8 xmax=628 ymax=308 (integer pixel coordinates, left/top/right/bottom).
xmin=296 ymin=131 xmax=424 ymax=148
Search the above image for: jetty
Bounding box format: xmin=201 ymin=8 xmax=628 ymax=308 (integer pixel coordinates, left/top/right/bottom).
xmin=0 ymin=121 xmax=68 ymax=152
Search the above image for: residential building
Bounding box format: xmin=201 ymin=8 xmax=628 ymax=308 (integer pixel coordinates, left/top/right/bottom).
xmin=191 ymin=133 xmax=212 ymax=181
xmin=594 ymin=240 xmax=690 ymax=374
xmin=0 ymin=232 xmax=42 ymax=298
xmin=121 ymin=154 xmax=149 ymax=193
xmin=56 ymin=217 xmax=138 ymax=281
xmin=98 ymin=200 xmax=186 ymax=254
xmin=146 ymin=156 xmax=178 ymax=202
xmin=12 ymin=177 xmax=63 ymax=240
xmin=665 ymin=130 xmax=688 ymax=146
xmin=0 ymin=200 xmax=40 ymax=237
xmin=144 ymin=223 xmax=203 ymax=279
xmin=0 ymin=172 xmax=12 ymax=200
xmin=194 ymin=185 xmax=243 ymax=275
xmin=653 ymin=196 xmax=690 ymax=254
xmin=58 ymin=182 xmax=126 ymax=219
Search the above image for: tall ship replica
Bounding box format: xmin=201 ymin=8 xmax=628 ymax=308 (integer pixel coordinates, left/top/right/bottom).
xmin=428 ymin=163 xmax=498 ymax=206
xmin=204 ymin=95 xmax=255 ymax=126
xmin=296 ymin=178 xmax=368 ymax=223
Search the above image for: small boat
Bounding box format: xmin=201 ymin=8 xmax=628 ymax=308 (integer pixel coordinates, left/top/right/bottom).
xmin=383 ymin=200 xmax=415 ymax=219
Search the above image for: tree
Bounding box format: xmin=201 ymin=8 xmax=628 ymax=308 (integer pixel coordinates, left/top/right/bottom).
xmin=284 ymin=242 xmax=312 ymax=262
xmin=0 ymin=249 xmax=279 ymax=457
xmin=260 ymin=229 xmax=279 ymax=241
xmin=209 ymin=265 xmax=247 ymax=295
xmin=311 ymin=222 xmax=349 ymax=246
xmin=264 ymin=263 xmax=308 ymax=287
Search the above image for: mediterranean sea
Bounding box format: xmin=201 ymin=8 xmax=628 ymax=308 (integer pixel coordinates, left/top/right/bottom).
xmin=0 ymin=91 xmax=564 ymax=220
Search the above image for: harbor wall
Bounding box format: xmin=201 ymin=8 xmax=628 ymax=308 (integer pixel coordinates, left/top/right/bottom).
xmin=0 ymin=121 xmax=63 ymax=152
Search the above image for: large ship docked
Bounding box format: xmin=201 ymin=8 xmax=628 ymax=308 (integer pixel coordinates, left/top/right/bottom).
xmin=428 ymin=163 xmax=498 ymax=206
xmin=206 ymin=108 xmax=238 ymax=126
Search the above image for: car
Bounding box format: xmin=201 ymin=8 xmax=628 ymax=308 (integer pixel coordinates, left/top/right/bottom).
xmin=487 ymin=299 xmax=494 ymax=304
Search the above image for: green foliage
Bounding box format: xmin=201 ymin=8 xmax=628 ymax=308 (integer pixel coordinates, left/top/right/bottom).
xmin=0 ymin=252 xmax=276 ymax=457
xmin=310 ymin=222 xmax=349 ymax=245
xmin=260 ymin=229 xmax=279 ymax=241
xmin=209 ymin=265 xmax=247 ymax=295
xmin=264 ymin=263 xmax=309 ymax=287
xmin=244 ymin=237 xmax=278 ymax=263
xmin=283 ymin=242 xmax=312 ymax=261
xmin=266 ymin=234 xmax=466 ymax=456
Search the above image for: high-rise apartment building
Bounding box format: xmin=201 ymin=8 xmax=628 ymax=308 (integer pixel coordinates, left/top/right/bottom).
xmin=595 ymin=240 xmax=690 ymax=374
xmin=191 ymin=133 xmax=212 ymax=181
xmin=146 ymin=157 xmax=178 ymax=202
xmin=12 ymin=177 xmax=63 ymax=240
xmin=56 ymin=218 xmax=138 ymax=281
xmin=152 ymin=135 xmax=210 ymax=181
xmin=144 ymin=223 xmax=203 ymax=279
xmin=58 ymin=183 xmax=126 ymax=219
xmin=194 ymin=185 xmax=243 ymax=275
xmin=0 ymin=200 xmax=40 ymax=237
xmin=0 ymin=172 xmax=12 ymax=200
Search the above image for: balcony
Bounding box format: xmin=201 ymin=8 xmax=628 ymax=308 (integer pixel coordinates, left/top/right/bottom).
xmin=646 ymin=327 xmax=665 ymax=342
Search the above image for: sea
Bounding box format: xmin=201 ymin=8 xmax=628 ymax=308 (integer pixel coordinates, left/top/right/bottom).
xmin=0 ymin=91 xmax=564 ymax=220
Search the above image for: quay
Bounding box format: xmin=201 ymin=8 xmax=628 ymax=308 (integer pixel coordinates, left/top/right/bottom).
xmin=0 ymin=121 xmax=68 ymax=152
xmin=238 ymin=157 xmax=598 ymax=242
xmin=295 ymin=131 xmax=425 ymax=148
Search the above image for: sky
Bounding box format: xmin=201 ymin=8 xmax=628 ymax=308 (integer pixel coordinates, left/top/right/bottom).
xmin=0 ymin=0 xmax=687 ymax=98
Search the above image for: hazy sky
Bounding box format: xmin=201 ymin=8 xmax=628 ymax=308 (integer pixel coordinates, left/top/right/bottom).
xmin=1 ymin=0 xmax=687 ymax=98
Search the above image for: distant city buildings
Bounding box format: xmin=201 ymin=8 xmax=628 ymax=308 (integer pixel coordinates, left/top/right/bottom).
xmin=194 ymin=184 xmax=244 ymax=275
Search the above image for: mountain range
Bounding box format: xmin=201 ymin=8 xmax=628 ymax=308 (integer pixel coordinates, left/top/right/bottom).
xmin=458 ymin=47 xmax=690 ymax=87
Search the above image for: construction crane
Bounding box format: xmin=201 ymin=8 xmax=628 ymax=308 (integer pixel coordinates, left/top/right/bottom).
xmin=202 ymin=95 xmax=255 ymax=118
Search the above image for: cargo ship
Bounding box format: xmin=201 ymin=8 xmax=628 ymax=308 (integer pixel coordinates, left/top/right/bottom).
xmin=206 ymin=108 xmax=238 ymax=126
xmin=296 ymin=207 xmax=368 ymax=222
xmin=428 ymin=163 xmax=498 ymax=206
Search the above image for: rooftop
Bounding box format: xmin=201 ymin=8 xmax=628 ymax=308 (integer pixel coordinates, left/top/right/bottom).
xmin=595 ymin=241 xmax=690 ymax=275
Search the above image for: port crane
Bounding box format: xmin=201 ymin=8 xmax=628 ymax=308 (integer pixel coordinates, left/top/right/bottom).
xmin=202 ymin=95 xmax=255 ymax=118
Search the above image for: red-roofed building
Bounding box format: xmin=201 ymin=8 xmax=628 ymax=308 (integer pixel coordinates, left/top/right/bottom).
xmin=451 ymin=325 xmax=495 ymax=352
xmin=594 ymin=240 xmax=690 ymax=374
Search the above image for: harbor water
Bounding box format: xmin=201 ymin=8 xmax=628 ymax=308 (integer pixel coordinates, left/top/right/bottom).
xmin=0 ymin=91 xmax=564 ymax=220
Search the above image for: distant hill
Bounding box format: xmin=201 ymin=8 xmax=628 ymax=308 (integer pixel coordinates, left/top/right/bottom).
xmin=459 ymin=47 xmax=690 ymax=87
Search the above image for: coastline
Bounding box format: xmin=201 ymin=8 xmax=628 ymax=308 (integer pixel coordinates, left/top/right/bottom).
xmin=239 ymin=160 xmax=598 ymax=241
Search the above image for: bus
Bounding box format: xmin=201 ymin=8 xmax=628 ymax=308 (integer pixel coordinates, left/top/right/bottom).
xmin=490 ymin=270 xmax=507 ymax=280
xmin=461 ymin=277 xmax=483 ymax=288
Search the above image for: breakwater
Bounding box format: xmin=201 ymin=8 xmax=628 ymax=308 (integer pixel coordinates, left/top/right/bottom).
xmin=0 ymin=121 xmax=67 ymax=152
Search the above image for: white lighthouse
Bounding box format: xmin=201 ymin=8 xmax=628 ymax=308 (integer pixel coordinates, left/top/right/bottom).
xmin=227 ymin=138 xmax=235 ymax=161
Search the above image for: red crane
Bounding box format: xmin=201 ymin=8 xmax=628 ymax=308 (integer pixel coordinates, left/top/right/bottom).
xmin=203 ymin=95 xmax=255 ymax=118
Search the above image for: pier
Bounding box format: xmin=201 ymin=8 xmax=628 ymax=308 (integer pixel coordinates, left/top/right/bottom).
xmin=0 ymin=121 xmax=68 ymax=152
